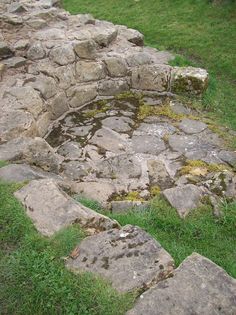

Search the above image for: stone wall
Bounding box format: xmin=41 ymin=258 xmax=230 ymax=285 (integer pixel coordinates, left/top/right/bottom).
xmin=0 ymin=0 xmax=208 ymax=143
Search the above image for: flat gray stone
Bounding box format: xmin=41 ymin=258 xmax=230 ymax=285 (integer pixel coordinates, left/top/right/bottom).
xmin=157 ymin=150 xmax=183 ymax=178
xmin=55 ymin=64 xmax=76 ymax=90
xmin=29 ymin=75 xmax=57 ymax=99
xmin=179 ymin=118 xmax=207 ymax=134
xmin=131 ymin=64 xmax=171 ymax=92
xmin=74 ymin=39 xmax=97 ymax=59
xmin=134 ymin=122 xmax=176 ymax=138
xmin=72 ymin=181 xmax=116 ymax=204
xmin=163 ymin=184 xmax=203 ymax=217
xmin=118 ymin=26 xmax=144 ymax=46
xmin=89 ymin=127 xmax=129 ymax=154
xmin=97 ymin=154 xmax=142 ymax=180
xmin=57 ymin=141 xmax=82 ymax=160
xmin=131 ymin=135 xmax=166 ymax=155
xmin=3 ymin=86 xmax=43 ymax=119
xmin=147 ymin=160 xmax=174 ymax=189
xmin=168 ymin=133 xmax=219 ymax=156
xmin=49 ymin=44 xmax=75 ymax=65
xmin=126 ymin=52 xmax=152 ymax=67
xmin=90 ymin=24 xmax=118 ymax=47
xmin=22 ymin=137 xmax=62 ymax=172
xmin=27 ymin=42 xmax=45 ymax=60
xmin=8 ymin=2 xmax=27 ymax=14
xmin=0 ymin=110 xmax=36 ymax=142
xmin=0 ymin=164 xmax=48 ymax=182
xmin=14 ymin=179 xmax=119 ymax=236
xmin=126 ymin=253 xmax=236 ymax=315
xmin=104 ymin=56 xmax=128 ymax=77
xmin=26 ymin=18 xmax=47 ymax=29
xmin=111 ymin=201 xmax=149 ymax=213
xmin=0 ymin=137 xmax=31 ymax=161
xmin=218 ymin=150 xmax=236 ymax=167
xmin=66 ymin=225 xmax=174 ymax=292
xmin=61 ymin=161 xmax=90 ymax=180
xmin=169 ymin=101 xmax=191 ymax=115
xmin=13 ymin=39 xmax=29 ymax=50
xmin=3 ymin=57 xmax=26 ymax=68
xmin=70 ymin=125 xmax=93 ymax=137
xmin=76 ymin=61 xmax=106 ymax=82
xmin=35 ymin=28 xmax=65 ymax=41
xmin=0 ymin=137 xmax=61 ymax=173
xmin=102 ymin=116 xmax=134 ymax=132
xmin=48 ymin=92 xmax=69 ymax=119
xmin=98 ymin=79 xmax=129 ymax=96
xmin=69 ymin=84 xmax=98 ymax=107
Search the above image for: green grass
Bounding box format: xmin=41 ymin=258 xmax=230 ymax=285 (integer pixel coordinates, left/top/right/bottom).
xmin=84 ymin=197 xmax=235 ymax=278
xmin=0 ymin=181 xmax=134 ymax=315
xmin=63 ymin=0 xmax=236 ymax=129
xmin=0 ymin=160 xmax=8 ymax=168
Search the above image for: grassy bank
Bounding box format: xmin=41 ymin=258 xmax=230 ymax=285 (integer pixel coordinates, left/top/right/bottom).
xmin=63 ymin=0 xmax=236 ymax=129
xmin=0 ymin=181 xmax=134 ymax=315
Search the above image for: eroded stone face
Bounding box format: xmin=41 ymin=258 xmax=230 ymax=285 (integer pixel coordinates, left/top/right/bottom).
xmin=171 ymin=67 xmax=209 ymax=96
xmin=162 ymin=184 xmax=203 ymax=217
xmin=14 ymin=178 xmax=119 ymax=236
xmin=126 ymin=253 xmax=236 ymax=315
xmin=43 ymin=95 xmax=235 ymax=215
xmin=66 ymin=225 xmax=174 ymax=292
xmin=131 ymin=64 xmax=172 ymax=91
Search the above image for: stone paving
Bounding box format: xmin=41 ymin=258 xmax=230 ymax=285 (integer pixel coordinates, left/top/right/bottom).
xmin=0 ymin=0 xmax=235 ymax=314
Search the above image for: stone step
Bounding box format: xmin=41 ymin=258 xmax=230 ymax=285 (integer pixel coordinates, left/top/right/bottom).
xmin=126 ymin=253 xmax=236 ymax=315
xmin=66 ymin=225 xmax=174 ymax=293
xmin=14 ymin=178 xmax=119 ymax=236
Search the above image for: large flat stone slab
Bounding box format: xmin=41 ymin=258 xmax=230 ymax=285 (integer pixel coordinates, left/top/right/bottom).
xmin=126 ymin=253 xmax=236 ymax=315
xmin=14 ymin=179 xmax=119 ymax=236
xmin=0 ymin=137 xmax=61 ymax=173
xmin=131 ymin=135 xmax=166 ymax=155
xmin=96 ymin=154 xmax=142 ymax=180
xmin=0 ymin=163 xmax=58 ymax=183
xmin=89 ymin=126 xmax=129 ymax=154
xmin=163 ymin=184 xmax=203 ymax=217
xmin=178 ymin=118 xmax=207 ymax=134
xmin=72 ymin=181 xmax=116 ymax=205
xmin=66 ymin=225 xmax=174 ymax=292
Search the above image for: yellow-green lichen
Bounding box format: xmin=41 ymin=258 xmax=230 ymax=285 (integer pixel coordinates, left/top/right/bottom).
xmin=150 ymin=185 xmax=161 ymax=197
xmin=115 ymin=91 xmax=142 ymax=100
xmin=137 ymin=104 xmax=185 ymax=121
xmin=114 ymin=191 xmax=144 ymax=202
xmin=180 ymin=160 xmax=230 ymax=176
xmin=83 ymin=104 xmax=110 ymax=118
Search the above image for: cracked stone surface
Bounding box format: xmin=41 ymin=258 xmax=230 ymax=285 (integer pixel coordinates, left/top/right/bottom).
xmin=66 ymin=225 xmax=174 ymax=292
xmin=126 ymin=253 xmax=236 ymax=315
xmin=162 ymin=184 xmax=204 ymax=217
xmin=0 ymin=163 xmax=61 ymax=182
xmin=0 ymin=1 xmax=235 ymax=312
xmin=43 ymin=94 xmax=235 ymax=214
xmin=14 ymin=178 xmax=119 ymax=236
